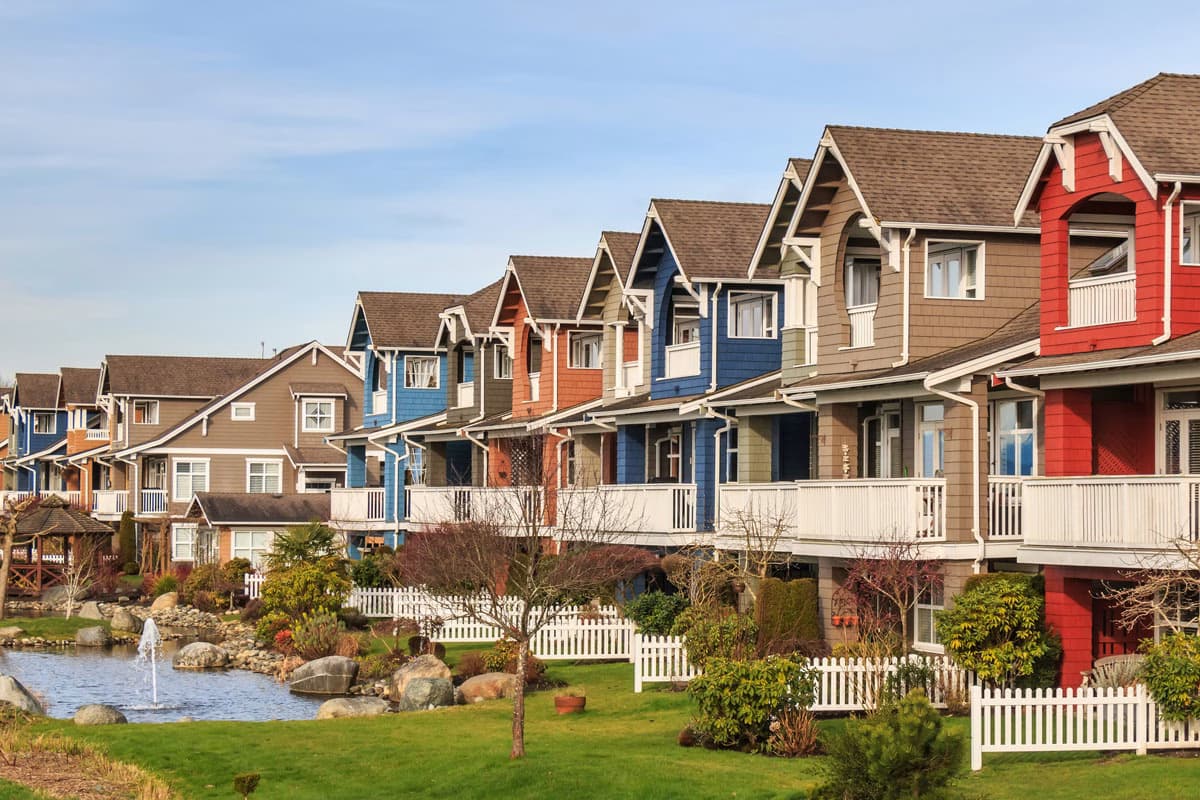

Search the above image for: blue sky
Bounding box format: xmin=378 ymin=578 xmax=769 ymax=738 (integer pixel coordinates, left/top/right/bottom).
xmin=1 ymin=0 xmax=1194 ymax=374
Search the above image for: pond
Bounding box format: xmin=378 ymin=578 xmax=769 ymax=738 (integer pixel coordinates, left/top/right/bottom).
xmin=0 ymin=641 xmax=323 ymax=723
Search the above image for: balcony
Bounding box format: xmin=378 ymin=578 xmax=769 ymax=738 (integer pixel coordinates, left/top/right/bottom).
xmin=456 ymin=381 xmax=475 ymax=408
xmin=718 ymin=478 xmax=946 ymax=546
xmin=558 ymin=484 xmax=698 ymax=541
xmin=329 ymin=487 xmax=388 ymax=529
xmin=621 ymin=361 xmax=642 ymax=390
xmin=407 ymin=486 xmax=545 ymax=528
xmin=847 ymin=304 xmax=876 ymax=348
xmin=664 ymin=342 xmax=700 ymax=378
xmin=85 ymin=428 xmax=110 ymax=441
xmin=372 ymin=389 xmax=388 ymax=416
xmin=92 ymin=490 xmax=129 ymax=519
xmin=988 ymin=476 xmax=1025 ymax=540
xmin=0 ymin=491 xmax=35 ymax=509
xmin=1067 ymin=273 xmax=1135 ymax=328
xmin=140 ymin=489 xmax=167 ymax=515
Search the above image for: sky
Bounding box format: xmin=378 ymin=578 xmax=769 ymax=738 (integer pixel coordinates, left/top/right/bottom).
xmin=1 ymin=0 xmax=1197 ymax=375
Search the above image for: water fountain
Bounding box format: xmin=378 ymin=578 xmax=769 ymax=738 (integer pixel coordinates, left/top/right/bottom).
xmin=136 ymin=618 xmax=163 ymax=707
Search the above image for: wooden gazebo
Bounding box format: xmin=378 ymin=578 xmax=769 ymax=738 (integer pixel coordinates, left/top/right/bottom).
xmin=8 ymin=495 xmax=115 ymax=596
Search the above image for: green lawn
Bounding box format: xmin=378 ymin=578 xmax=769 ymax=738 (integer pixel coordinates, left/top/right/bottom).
xmin=0 ymin=616 xmax=112 ymax=641
xmin=30 ymin=658 xmax=1200 ymax=800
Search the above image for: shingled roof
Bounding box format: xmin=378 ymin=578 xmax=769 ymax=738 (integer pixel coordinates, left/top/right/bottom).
xmin=509 ymin=256 xmax=594 ymax=320
xmin=15 ymin=495 xmax=112 ymax=536
xmin=103 ymin=355 xmax=270 ymax=397
xmin=187 ymin=492 xmax=332 ymax=526
xmin=358 ymin=291 xmax=466 ymax=350
xmin=652 ymin=199 xmax=773 ymax=279
xmin=13 ymin=373 xmax=60 ymax=410
xmin=59 ymin=367 xmax=101 ymax=406
xmin=461 ymin=279 xmax=505 ymax=334
xmin=825 ymin=126 xmax=1043 ymax=228
xmin=1052 ymin=73 xmax=1200 ymax=178
xmin=602 ymin=231 xmax=641 ymax=282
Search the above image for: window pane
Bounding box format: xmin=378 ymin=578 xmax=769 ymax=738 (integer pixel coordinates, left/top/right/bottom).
xmin=998 ymin=400 xmax=1016 ymax=431
xmin=1016 ymin=399 xmax=1034 ymax=429
xmin=921 ymin=404 xmax=944 ymax=423
xmin=1166 ymin=419 xmax=1182 ymax=474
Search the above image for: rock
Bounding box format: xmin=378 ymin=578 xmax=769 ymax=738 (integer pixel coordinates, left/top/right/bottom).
xmin=110 ymin=608 xmax=143 ymax=634
xmin=150 ymin=592 xmax=178 ymax=611
xmin=176 ymin=716 xmax=195 ymax=723
xmin=389 ymin=654 xmax=451 ymax=699
xmin=74 ymin=704 xmax=127 ymax=726
xmin=457 ymin=672 xmax=519 ymax=704
xmin=0 ymin=676 xmax=44 ymax=715
xmin=0 ymin=626 xmax=24 ymax=639
xmin=172 ymin=642 xmax=231 ymax=670
xmin=77 ymin=601 xmax=104 ymax=620
xmin=315 ymin=696 xmax=389 ymax=720
xmin=397 ymin=677 xmax=455 ymax=711
xmin=75 ymin=626 xmax=112 ymax=647
xmin=289 ymin=655 xmax=358 ymax=696
xmin=40 ymin=586 xmax=76 ymax=606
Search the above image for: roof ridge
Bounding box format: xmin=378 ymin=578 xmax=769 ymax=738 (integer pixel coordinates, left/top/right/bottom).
xmin=650 ymin=198 xmax=771 ymax=208
xmin=827 ymin=124 xmax=1040 ymax=142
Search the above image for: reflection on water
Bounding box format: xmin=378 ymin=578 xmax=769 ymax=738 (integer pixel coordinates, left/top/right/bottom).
xmin=0 ymin=641 xmax=322 ymax=723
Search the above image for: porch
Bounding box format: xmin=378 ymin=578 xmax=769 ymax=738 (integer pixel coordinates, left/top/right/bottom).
xmin=406 ymin=485 xmax=546 ymax=529
xmin=557 ymin=483 xmax=698 ymax=541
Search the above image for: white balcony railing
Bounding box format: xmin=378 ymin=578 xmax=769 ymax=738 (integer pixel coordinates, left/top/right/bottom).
xmin=92 ymin=490 xmax=129 ymax=517
xmin=988 ymin=477 xmax=1025 ymax=539
xmin=559 ymin=484 xmax=697 ymax=534
xmin=802 ymin=326 xmax=819 ymax=365
xmin=85 ymin=429 xmax=110 ymax=441
xmin=407 ymin=486 xmax=545 ymax=527
xmin=1023 ymin=475 xmax=1200 ymax=549
xmin=847 ymin=304 xmax=876 ymax=348
xmin=529 ymin=373 xmax=541 ymax=402
xmin=1067 ymin=273 xmax=1136 ymax=328
xmin=329 ymin=487 xmax=387 ymax=523
xmin=140 ymin=489 xmax=167 ymax=515
xmin=114 ymin=423 xmax=124 ymax=442
xmin=0 ymin=491 xmax=35 ymax=509
xmin=41 ymin=490 xmax=82 ymax=508
xmin=718 ymin=478 xmax=947 ymax=542
xmin=664 ymin=342 xmax=701 ymax=378
xmin=456 ymin=381 xmax=475 ymax=408
xmin=372 ymin=389 xmax=389 ymax=416
xmin=621 ymin=361 xmax=642 ymax=389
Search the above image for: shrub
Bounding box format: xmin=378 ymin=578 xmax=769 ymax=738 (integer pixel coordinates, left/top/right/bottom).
xmin=93 ymin=561 xmax=120 ymax=596
xmin=260 ymin=560 xmax=350 ymax=621
xmin=769 ymin=706 xmax=822 ymax=758
xmin=482 ymin=639 xmax=546 ymax=685
xmin=457 ymin=651 xmax=487 ymax=679
xmin=273 ymin=630 xmax=295 ymax=656
xmin=688 ymin=655 xmax=816 ymax=751
xmin=117 ymin=510 xmax=135 ymax=566
xmin=671 ymin=607 xmax=757 ymax=668
xmin=625 ymin=591 xmax=689 ymax=636
xmin=221 ymin=558 xmax=254 ymax=591
xmin=815 ymin=689 xmax=964 ymax=800
xmin=182 ymin=564 xmax=230 ymax=608
xmin=291 ymin=612 xmax=344 ymax=660
xmin=356 ymin=651 xmax=408 ymax=681
xmin=881 ymin=657 xmax=937 ymax=707
xmin=240 ymin=598 xmax=264 ymax=624
xmin=337 ymin=607 xmax=370 ymax=630
xmin=122 ymin=561 xmax=140 ymax=576
xmin=151 ymin=574 xmax=178 ymax=597
xmin=190 ymin=590 xmax=220 ymax=614
xmin=350 ymin=554 xmax=389 ymax=589
xmin=756 ymin=578 xmax=821 ymax=656
xmin=264 ymin=522 xmax=343 ymax=571
xmin=256 ymin=612 xmax=292 ymax=644
xmin=335 ymin=632 xmax=367 ymax=659
xmin=1141 ymin=632 xmax=1200 ymax=721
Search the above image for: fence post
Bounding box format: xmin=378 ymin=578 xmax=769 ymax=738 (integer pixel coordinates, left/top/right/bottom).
xmin=632 ymin=634 xmax=643 ymax=693
xmin=970 ymin=684 xmax=983 ymax=771
xmin=1136 ymin=683 xmax=1148 ymax=756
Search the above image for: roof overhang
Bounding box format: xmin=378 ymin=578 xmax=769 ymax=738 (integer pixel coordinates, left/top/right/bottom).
xmin=999 ymin=347 xmax=1200 ymax=380
xmin=623 ymin=203 xmax=690 ymax=293
xmin=365 ymin=412 xmax=449 ymax=443
xmin=748 ymin=161 xmax=808 ymax=279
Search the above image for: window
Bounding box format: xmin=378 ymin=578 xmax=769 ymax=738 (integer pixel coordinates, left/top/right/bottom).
xmin=729 ymin=292 xmax=776 ymax=338
xmin=926 ymin=242 xmax=982 ymax=299
xmin=231 ymin=402 xmax=255 ymax=421
xmin=1183 ymin=204 xmax=1200 ymax=266
xmin=863 ymin=410 xmax=901 ymax=478
xmin=407 ymin=447 xmax=425 ymax=486
xmin=992 ymin=398 xmax=1036 ymax=476
xmin=302 ymin=399 xmax=334 ymax=432
xmin=404 ymin=356 xmax=440 ymax=389
xmin=32 ymin=412 xmax=56 ymax=434
xmin=373 ymin=360 xmax=388 ymax=392
xmin=525 ymin=332 xmax=543 ymax=375
xmin=247 ymin=460 xmax=283 ymax=494
xmin=304 ymin=478 xmax=336 ymax=492
xmin=653 ymin=430 xmax=682 ymax=481
xmin=171 ymin=524 xmax=197 ymax=562
xmin=132 ymin=400 xmax=159 ymax=425
xmin=1155 ymin=584 xmax=1200 ymax=639
xmin=232 ymin=530 xmax=275 ymax=569
xmin=172 ymin=459 xmax=209 ymax=501
xmin=568 ymin=332 xmax=602 ymax=369
xmin=844 ymin=255 xmax=880 ymax=308
xmin=914 ymin=581 xmax=944 ymax=649
xmin=1162 ymin=390 xmax=1200 ymax=475
xmin=917 ymin=403 xmax=946 ymax=477
xmin=1070 ymin=229 xmax=1134 ymax=279
xmin=494 ymin=345 xmax=513 ymax=379
xmin=565 ymin=440 xmax=577 ymax=487
xmin=671 ymin=303 xmax=700 ymax=345
xmin=725 ymin=426 xmax=739 ymax=483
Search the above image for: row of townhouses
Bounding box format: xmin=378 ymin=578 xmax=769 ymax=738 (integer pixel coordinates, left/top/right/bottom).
xmin=5 ymin=72 xmax=1200 ymax=684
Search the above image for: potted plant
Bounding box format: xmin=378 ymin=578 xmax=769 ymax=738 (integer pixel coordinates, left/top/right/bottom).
xmin=554 ymin=690 xmax=586 ymax=715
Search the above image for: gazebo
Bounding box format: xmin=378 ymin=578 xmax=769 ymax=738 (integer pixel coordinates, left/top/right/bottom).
xmin=7 ymin=495 xmax=115 ymax=596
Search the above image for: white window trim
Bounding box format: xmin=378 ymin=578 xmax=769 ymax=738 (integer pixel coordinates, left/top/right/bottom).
xmin=671 ymin=303 xmax=701 ymax=346
xmin=403 ymin=355 xmax=440 ymax=390
xmin=915 ymin=402 xmax=946 ymax=478
xmin=231 ymin=402 xmax=256 ymax=421
xmin=171 ymin=523 xmax=198 ymax=563
xmin=494 ymin=344 xmax=513 ymax=379
xmin=912 ymin=581 xmax=945 ymax=653
xmin=171 ymin=458 xmax=210 ymax=502
xmin=1181 ymin=202 xmax=1200 ymax=267
xmin=1067 ymin=226 xmax=1136 ymax=284
xmin=567 ymin=331 xmax=603 ymax=370
xmin=923 ymin=239 xmax=985 ymax=301
xmin=727 ymin=291 xmax=778 ymax=339
xmin=301 ymin=398 xmax=335 ymax=432
xmin=132 ymin=400 xmax=159 ymax=425
xmin=32 ymin=412 xmax=57 ymax=435
xmin=246 ymin=458 xmax=284 ymax=494
xmin=231 ymin=529 xmax=275 ymax=569
xmin=990 ymin=396 xmax=1038 ymax=477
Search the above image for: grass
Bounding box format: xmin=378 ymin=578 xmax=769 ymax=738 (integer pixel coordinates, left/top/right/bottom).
xmin=0 ymin=616 xmax=111 ymax=641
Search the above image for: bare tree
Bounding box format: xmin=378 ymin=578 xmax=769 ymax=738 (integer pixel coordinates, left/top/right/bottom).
xmin=833 ymin=538 xmax=943 ymax=655
xmin=0 ymin=496 xmax=45 ymax=620
xmin=61 ymin=536 xmax=103 ymax=619
xmin=715 ymin=501 xmax=795 ymax=608
xmin=1105 ymin=537 xmax=1200 ymax=637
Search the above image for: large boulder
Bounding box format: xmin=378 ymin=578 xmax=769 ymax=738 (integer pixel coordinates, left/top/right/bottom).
xmin=397 ymin=677 xmax=455 ymax=711
xmin=0 ymin=626 xmax=25 ymax=639
xmin=289 ymin=655 xmax=358 ymax=696
xmin=76 ymin=626 xmax=112 ymax=647
xmin=150 ymin=592 xmax=178 ymax=611
xmin=315 ymin=696 xmax=389 ymax=720
xmin=458 ymin=672 xmax=519 ymax=704
xmin=172 ymin=642 xmax=230 ymax=670
xmin=74 ymin=704 xmax=127 ymax=726
xmin=110 ymin=608 xmax=143 ymax=634
xmin=0 ymin=676 xmax=44 ymax=715
xmin=389 ymin=655 xmax=451 ymax=699
xmin=77 ymin=601 xmax=104 ymax=620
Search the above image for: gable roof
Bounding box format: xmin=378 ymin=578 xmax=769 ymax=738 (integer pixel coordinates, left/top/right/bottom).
xmin=187 ymin=492 xmax=331 ymax=526
xmin=59 ymin=367 xmax=101 ymax=406
xmin=15 ymin=495 xmax=113 ymax=536
xmin=506 ymin=256 xmax=594 ymax=321
xmin=648 ymin=199 xmax=773 ymax=281
xmin=461 ymin=279 xmax=505 ymax=334
xmin=577 ymin=231 xmax=643 ymax=321
xmin=1052 ymin=72 xmax=1200 ymax=178
xmin=13 ymin=373 xmax=60 ymax=410
xmin=102 ymin=355 xmax=269 ymax=397
xmin=825 ymin=126 xmax=1043 ymax=229
xmin=356 ymin=291 xmax=467 ymax=350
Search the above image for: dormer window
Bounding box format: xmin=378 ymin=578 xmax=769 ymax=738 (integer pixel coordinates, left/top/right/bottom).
xmin=302 ymin=399 xmax=334 ymax=432
xmin=671 ymin=303 xmax=700 ymax=345
xmin=494 ymin=344 xmax=513 ymax=379
xmin=526 ymin=331 xmax=543 ymax=374
xmin=32 ymin=412 xmax=56 ymax=434
xmin=404 ymin=356 xmax=439 ymax=389
xmin=728 ymin=292 xmax=776 ymax=339
xmin=926 ymin=242 xmax=982 ymax=299
xmin=844 ymin=254 xmax=880 ymax=308
xmin=373 ymin=360 xmax=388 ymax=392
xmin=568 ymin=332 xmax=602 ymax=369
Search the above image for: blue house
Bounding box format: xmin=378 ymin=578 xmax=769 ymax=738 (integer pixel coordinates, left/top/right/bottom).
xmin=8 ymin=373 xmax=68 ymax=494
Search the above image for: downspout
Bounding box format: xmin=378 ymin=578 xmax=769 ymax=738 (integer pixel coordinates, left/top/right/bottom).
xmin=923 ymin=375 xmax=984 ymax=573
xmin=709 ymin=282 xmax=724 ymax=393
xmin=545 ymin=426 xmax=572 ymax=490
xmin=1004 ymin=377 xmax=1045 ymax=477
xmin=459 ymin=429 xmax=489 ymax=487
xmin=390 ymin=352 xmax=398 ymax=424
xmin=469 ymin=337 xmax=491 ymax=424
xmin=400 ymin=432 xmax=426 ymax=531
xmin=893 ymin=228 xmax=917 ymax=368
xmin=706 ymin=406 xmax=736 ymax=527
xmin=551 ymin=324 xmax=561 ymax=412
xmin=777 ymin=391 xmax=818 ymax=413
xmin=1154 ymin=181 xmax=1183 ymax=345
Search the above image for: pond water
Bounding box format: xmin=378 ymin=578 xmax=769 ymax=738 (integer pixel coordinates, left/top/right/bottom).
xmin=0 ymin=641 xmax=323 ymax=723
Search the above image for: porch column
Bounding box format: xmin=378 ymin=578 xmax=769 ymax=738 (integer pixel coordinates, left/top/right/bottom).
xmin=818 ymin=403 xmax=858 ymax=480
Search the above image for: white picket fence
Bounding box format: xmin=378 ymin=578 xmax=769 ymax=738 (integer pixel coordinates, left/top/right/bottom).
xmin=970 ymin=685 xmax=1200 ymax=770
xmin=632 ymin=634 xmax=700 ymax=692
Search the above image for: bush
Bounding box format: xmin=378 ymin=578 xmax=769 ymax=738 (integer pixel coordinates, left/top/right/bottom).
xmin=769 ymin=706 xmax=822 ymax=758
xmin=881 ymin=657 xmax=937 ymax=707
xmin=337 ymin=607 xmax=370 ymax=630
xmin=264 ymin=522 xmax=343 ymax=571
xmin=240 ymin=598 xmax=264 ymax=624
xmin=257 ymin=612 xmax=292 ymax=645
xmin=221 ymin=558 xmax=254 ymax=591
xmin=1141 ymin=632 xmax=1200 ymax=721
xmin=756 ymin=578 xmax=821 ymax=656
xmin=350 ymin=554 xmax=389 ymax=589
xmin=273 ymin=630 xmax=295 ymax=656
xmin=687 ymin=655 xmax=816 ymax=751
xmin=482 ymin=639 xmax=546 ymax=685
xmin=625 ymin=591 xmax=689 ymax=636
xmin=671 ymin=607 xmax=758 ymax=668
xmin=151 ymin=574 xmax=178 ymax=597
xmin=815 ymin=689 xmax=964 ymax=800
xmin=260 ymin=560 xmax=350 ymax=622
xmin=117 ymin=510 xmax=136 ymax=566
xmin=190 ymin=590 xmax=220 ymax=614
xmin=291 ymin=612 xmax=344 ymax=660
xmin=457 ymin=651 xmax=487 ymax=679
xmin=335 ymin=632 xmax=367 ymax=659
xmin=122 ymin=561 xmax=140 ymax=576
xmin=181 ymin=563 xmax=231 ymax=608
xmin=356 ymin=651 xmax=408 ymax=681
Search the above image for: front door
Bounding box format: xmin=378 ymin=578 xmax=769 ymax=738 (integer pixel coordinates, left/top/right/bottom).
xmin=862 ymin=411 xmax=901 ymax=478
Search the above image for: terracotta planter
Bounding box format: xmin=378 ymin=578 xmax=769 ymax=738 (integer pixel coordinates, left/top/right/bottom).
xmin=831 ymin=615 xmax=843 ymax=627
xmin=554 ymin=695 xmax=586 ymax=715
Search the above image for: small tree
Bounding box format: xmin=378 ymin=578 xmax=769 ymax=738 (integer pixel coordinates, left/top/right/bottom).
xmin=834 ymin=539 xmax=942 ymax=655
xmin=61 ymin=536 xmax=103 ymax=619
xmin=116 ymin=510 xmax=136 ymax=568
xmin=0 ymin=496 xmax=45 ymax=620
xmin=1104 ymin=537 xmax=1200 ymax=638
xmin=716 ymin=503 xmax=794 ymax=608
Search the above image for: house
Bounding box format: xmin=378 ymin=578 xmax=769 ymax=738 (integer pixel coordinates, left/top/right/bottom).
xmin=0 ymin=387 xmax=11 ymax=489
xmin=185 ymin=492 xmax=333 ymax=569
xmin=59 ymin=367 xmax=105 ymax=510
xmin=5 ymin=373 xmax=68 ymax=497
